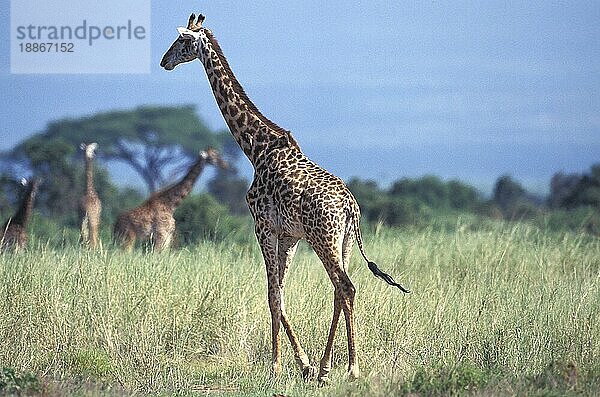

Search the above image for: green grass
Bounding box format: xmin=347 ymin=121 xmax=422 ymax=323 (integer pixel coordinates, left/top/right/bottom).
xmin=1 ymin=220 xmax=599 ymax=396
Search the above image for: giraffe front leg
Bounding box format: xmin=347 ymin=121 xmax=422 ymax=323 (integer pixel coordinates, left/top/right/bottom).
xmin=119 ymin=229 xmax=136 ymax=252
xmin=280 ymin=313 xmax=315 ymax=380
xmin=256 ymin=227 xmax=283 ymax=376
xmin=154 ymin=232 xmax=173 ymax=251
xmin=154 ymin=218 xmax=175 ymax=251
xmin=80 ymin=214 xmax=89 ymax=246
xmin=268 ymin=277 xmax=282 ymax=376
xmin=89 ymin=216 xmax=100 ymax=249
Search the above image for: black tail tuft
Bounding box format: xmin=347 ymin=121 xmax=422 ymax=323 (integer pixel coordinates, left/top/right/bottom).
xmin=368 ymin=261 xmax=410 ymax=293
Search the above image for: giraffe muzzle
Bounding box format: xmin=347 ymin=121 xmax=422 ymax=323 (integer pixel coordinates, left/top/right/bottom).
xmin=160 ymin=57 xmax=174 ymax=70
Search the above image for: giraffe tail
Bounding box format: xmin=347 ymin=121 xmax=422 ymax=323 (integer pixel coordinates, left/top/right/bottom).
xmin=351 ymin=206 xmax=410 ymax=293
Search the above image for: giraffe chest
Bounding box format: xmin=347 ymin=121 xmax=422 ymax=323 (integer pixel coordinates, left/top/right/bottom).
xmin=247 ymin=170 xmax=306 ymax=237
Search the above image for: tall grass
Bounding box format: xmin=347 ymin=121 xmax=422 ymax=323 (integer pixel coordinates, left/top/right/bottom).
xmin=1 ymin=220 xmax=599 ymax=396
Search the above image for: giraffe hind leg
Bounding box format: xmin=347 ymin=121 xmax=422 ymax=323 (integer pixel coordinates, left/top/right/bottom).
xmin=310 ymin=235 xmax=360 ymax=382
xmin=318 ymin=291 xmax=341 ymax=384
xmin=114 ymin=225 xmax=135 ymax=252
xmin=318 ymin=225 xmax=355 ymax=383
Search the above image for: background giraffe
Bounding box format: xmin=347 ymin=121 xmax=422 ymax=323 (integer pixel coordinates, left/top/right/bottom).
xmin=113 ymin=148 xmax=227 ymax=251
xmin=161 ymin=14 xmax=409 ymax=383
xmin=0 ymin=177 xmax=40 ymax=252
xmin=79 ymin=142 xmax=102 ymax=249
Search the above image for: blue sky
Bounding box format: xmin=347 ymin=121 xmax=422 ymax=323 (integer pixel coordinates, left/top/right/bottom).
xmin=1 ymin=1 xmax=599 ymax=193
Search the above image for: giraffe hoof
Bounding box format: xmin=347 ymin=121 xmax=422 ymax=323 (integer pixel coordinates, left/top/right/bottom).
xmin=317 ymin=375 xmax=330 ymax=387
xmin=301 ymin=365 xmax=317 ymax=381
xmin=271 ymin=362 xmax=282 ymax=377
xmin=347 ymin=365 xmax=360 ymax=381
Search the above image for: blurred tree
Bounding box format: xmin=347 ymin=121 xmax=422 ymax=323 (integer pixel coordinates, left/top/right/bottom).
xmin=492 ymin=175 xmax=527 ymax=212
xmin=4 ymin=105 xmax=231 ymax=193
xmin=206 ymin=134 xmax=249 ymax=215
xmin=207 ymin=168 xmax=249 ymax=215
xmin=380 ymin=196 xmax=426 ymax=225
xmin=562 ymin=163 xmax=600 ymax=209
xmin=0 ymin=173 xmax=22 ymax=215
xmin=492 ymin=174 xmax=542 ymax=218
xmin=0 ymin=136 xmax=135 ymax=224
xmin=390 ymin=175 xmax=449 ymax=208
xmin=5 ymin=137 xmax=79 ymax=219
xmin=447 ymin=180 xmax=481 ymax=210
xmin=349 ymin=176 xmax=487 ymax=226
xmin=548 ymin=172 xmax=581 ymax=209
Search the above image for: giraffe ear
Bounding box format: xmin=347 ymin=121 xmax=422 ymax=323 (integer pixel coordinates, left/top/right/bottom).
xmin=80 ymin=143 xmax=86 ymax=150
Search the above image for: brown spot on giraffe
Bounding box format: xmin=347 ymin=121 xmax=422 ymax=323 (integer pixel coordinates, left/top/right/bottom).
xmin=0 ymin=178 xmax=40 ymax=252
xmin=113 ymin=148 xmax=227 ymax=251
xmin=161 ymin=14 xmax=409 ymax=383
xmin=79 ymin=143 xmax=102 ymax=249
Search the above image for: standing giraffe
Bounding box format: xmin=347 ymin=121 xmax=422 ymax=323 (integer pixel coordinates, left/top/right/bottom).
xmin=113 ymin=148 xmax=227 ymax=251
xmin=0 ymin=178 xmax=40 ymax=252
xmin=79 ymin=143 xmax=102 ymax=248
xmin=161 ymin=14 xmax=410 ymax=382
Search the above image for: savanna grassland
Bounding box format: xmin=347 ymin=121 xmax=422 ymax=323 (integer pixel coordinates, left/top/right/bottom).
xmin=1 ymin=220 xmax=599 ymax=396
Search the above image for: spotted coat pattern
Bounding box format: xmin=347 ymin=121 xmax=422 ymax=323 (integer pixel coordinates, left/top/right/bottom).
xmin=113 ymin=148 xmax=226 ymax=251
xmin=0 ymin=178 xmax=40 ymax=252
xmin=79 ymin=143 xmax=102 ymax=249
xmin=160 ymin=14 xmax=409 ymax=382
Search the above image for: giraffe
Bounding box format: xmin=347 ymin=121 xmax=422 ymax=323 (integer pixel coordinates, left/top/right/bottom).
xmin=0 ymin=177 xmax=40 ymax=252
xmin=161 ymin=14 xmax=410 ymax=383
xmin=113 ymin=148 xmax=227 ymax=251
xmin=79 ymin=143 xmax=102 ymax=249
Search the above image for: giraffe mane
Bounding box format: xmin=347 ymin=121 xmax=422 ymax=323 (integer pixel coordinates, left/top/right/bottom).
xmin=203 ymin=29 xmax=302 ymax=151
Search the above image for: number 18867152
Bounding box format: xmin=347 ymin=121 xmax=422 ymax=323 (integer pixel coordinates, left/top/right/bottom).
xmin=19 ymin=42 xmax=75 ymax=52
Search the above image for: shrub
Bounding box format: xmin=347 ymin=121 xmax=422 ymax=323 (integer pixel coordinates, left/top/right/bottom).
xmin=174 ymin=193 xmax=250 ymax=244
xmin=0 ymin=367 xmax=40 ymax=395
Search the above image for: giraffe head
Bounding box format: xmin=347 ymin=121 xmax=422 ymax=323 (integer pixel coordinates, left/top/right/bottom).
xmin=200 ymin=147 xmax=229 ymax=170
xmin=80 ymin=142 xmax=98 ymax=159
xmin=20 ymin=177 xmax=41 ymax=196
xmin=161 ymin=13 xmax=206 ymax=71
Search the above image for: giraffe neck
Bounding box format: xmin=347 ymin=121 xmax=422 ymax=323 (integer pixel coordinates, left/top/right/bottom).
xmin=13 ymin=181 xmax=38 ymax=226
xmin=196 ymin=29 xmax=300 ymax=166
xmin=85 ymin=155 xmax=95 ymax=196
xmin=154 ymin=157 xmax=207 ymax=210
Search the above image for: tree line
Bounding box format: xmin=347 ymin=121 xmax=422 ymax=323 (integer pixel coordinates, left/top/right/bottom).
xmin=1 ymin=105 xmax=598 ymax=246
xmin=348 ymin=168 xmax=599 ymax=234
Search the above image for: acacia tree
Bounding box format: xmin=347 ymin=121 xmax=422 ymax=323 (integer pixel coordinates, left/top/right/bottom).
xmin=8 ymin=105 xmax=231 ymax=193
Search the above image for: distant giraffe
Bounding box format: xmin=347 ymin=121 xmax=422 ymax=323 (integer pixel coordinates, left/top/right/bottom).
xmin=79 ymin=143 xmax=102 ymax=248
xmin=113 ymin=148 xmax=227 ymax=251
xmin=161 ymin=14 xmax=409 ymax=382
xmin=0 ymin=178 xmax=40 ymax=252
